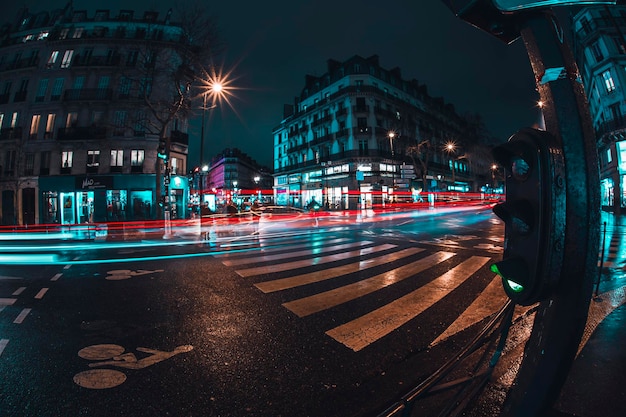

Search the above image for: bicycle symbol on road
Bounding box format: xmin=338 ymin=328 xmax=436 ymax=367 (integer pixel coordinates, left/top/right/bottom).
xmin=105 ymin=269 xmax=164 ymax=280
xmin=73 ymin=344 xmax=193 ymax=389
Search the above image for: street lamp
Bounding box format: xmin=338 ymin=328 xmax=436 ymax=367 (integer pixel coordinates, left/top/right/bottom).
xmin=444 ymin=141 xmax=457 ymax=184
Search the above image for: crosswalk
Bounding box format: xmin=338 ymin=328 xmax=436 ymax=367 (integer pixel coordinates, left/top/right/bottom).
xmin=213 ymin=234 xmax=510 ymax=352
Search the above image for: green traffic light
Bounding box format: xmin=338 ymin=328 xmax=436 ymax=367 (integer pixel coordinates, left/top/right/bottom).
xmin=490 ymin=263 xmax=526 ymax=293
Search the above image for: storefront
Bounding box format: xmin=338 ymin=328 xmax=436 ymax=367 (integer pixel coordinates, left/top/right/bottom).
xmin=39 ymin=174 xmax=189 ymax=224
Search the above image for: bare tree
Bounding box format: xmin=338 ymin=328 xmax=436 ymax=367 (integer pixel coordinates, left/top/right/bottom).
xmin=124 ymin=2 xmax=223 ymax=219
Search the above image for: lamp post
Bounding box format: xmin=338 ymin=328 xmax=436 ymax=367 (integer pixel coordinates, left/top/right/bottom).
xmin=445 ymin=141 xmax=457 ymax=185
xmin=388 ymin=131 xmax=397 ymax=199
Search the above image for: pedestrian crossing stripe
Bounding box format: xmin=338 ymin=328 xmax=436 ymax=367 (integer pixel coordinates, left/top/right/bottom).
xmin=221 ymin=238 xmax=356 ymax=267
xmin=255 ymin=247 xmax=426 ymax=293
xmin=217 ymin=238 xmax=351 ymax=265
xmin=283 ymin=251 xmax=456 ymax=318
xmin=235 ymin=242 xmax=394 ymax=277
xmin=326 ymin=256 xmax=490 ymax=351
xmin=430 ymin=275 xmax=509 ymax=347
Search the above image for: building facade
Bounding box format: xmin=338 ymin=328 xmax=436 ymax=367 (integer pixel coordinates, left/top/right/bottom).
xmin=191 ymin=148 xmax=273 ymax=213
xmin=272 ymin=55 xmax=493 ymax=211
xmin=0 ymin=4 xmax=193 ymax=225
xmin=572 ymin=6 xmax=626 ymax=214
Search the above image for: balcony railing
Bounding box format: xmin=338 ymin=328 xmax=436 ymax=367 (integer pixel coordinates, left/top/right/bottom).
xmin=64 ymin=88 xmax=113 ymax=101
xmin=57 ymin=126 xmax=108 ymax=141
xmin=0 ymin=127 xmax=23 ymax=140
xmin=596 ymin=118 xmax=626 ymax=141
xmin=275 ymin=149 xmax=404 ymax=174
xmin=171 ymin=130 xmax=189 ymax=145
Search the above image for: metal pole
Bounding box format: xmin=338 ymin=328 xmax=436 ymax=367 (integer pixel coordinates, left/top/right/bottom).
xmin=595 ymin=221 xmax=608 ymax=297
xmin=200 ymin=93 xmax=206 ymax=210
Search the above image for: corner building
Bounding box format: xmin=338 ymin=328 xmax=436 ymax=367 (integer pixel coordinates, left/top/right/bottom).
xmin=0 ymin=5 xmax=191 ymax=225
xmin=572 ymin=6 xmax=626 ymax=214
xmin=273 ymin=55 xmax=484 ymax=210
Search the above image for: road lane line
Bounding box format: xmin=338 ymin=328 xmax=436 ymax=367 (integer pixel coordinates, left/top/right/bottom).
xmin=231 ymin=241 xmax=372 ymax=270
xmin=0 ymin=339 xmax=8 ymax=356
xmin=326 ymin=256 xmax=490 ymax=351
xmin=34 ymin=288 xmax=49 ymax=299
xmin=255 ymin=247 xmax=425 ymax=293
xmin=13 ymin=308 xmax=31 ymax=324
xmin=12 ymin=287 xmax=26 ymax=296
xmin=50 ymin=273 xmax=62 ymax=281
xmin=430 ymin=274 xmax=507 ymax=347
xmin=284 ymin=251 xmax=456 ymax=318
xmin=0 ymin=298 xmax=17 ymax=306
xmin=235 ymin=242 xmax=387 ymax=277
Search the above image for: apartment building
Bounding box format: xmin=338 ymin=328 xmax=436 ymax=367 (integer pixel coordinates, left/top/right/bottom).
xmin=0 ymin=4 xmax=193 ymax=225
xmin=272 ymin=55 xmax=492 ymax=210
xmin=572 ymin=5 xmax=626 ymax=214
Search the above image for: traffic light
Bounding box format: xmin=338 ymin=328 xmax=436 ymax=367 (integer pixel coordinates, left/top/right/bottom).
xmin=157 ymin=140 xmax=168 ymax=161
xmin=490 ymin=127 xmax=566 ymax=305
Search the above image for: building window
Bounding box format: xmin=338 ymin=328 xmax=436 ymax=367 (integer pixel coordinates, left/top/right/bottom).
xmin=113 ymin=111 xmax=127 ymax=135
xmin=66 ymin=112 xmax=78 ymax=128
xmin=59 ymin=28 xmax=69 ymax=39
xmin=591 ymin=41 xmax=604 ymax=62
xmin=40 ymin=151 xmax=50 ymax=175
xmin=618 ymin=141 xmax=626 ymax=173
xmin=603 ymin=70 xmax=616 ymax=93
xmin=119 ymin=77 xmax=131 ymax=98
xmin=61 ymin=50 xmax=74 ymax=68
xmin=4 ymin=150 xmax=16 ymax=176
xmin=126 ymin=50 xmax=138 ymax=66
xmin=51 ymin=78 xmax=64 ymax=101
xmin=24 ymin=153 xmax=34 ymax=175
xmin=35 ymin=79 xmax=48 ymax=101
xmin=29 ymin=114 xmax=41 ymax=139
xmin=139 ymin=77 xmax=152 ymax=97
xmin=62 ymin=151 xmax=73 ymax=168
xmin=47 ymin=51 xmax=58 ymax=67
xmin=131 ymin=150 xmax=144 ymax=166
xmin=10 ymin=112 xmax=18 ymax=128
xmin=87 ymin=150 xmax=100 ymax=167
xmin=111 ymin=150 xmax=124 ymax=167
xmin=45 ymin=113 xmax=56 ymax=139
xmin=72 ymin=28 xmax=84 ymax=39
xmin=607 ymin=148 xmax=613 ymax=164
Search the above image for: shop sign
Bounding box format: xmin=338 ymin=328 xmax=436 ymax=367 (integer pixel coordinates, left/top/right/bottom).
xmin=76 ymin=176 xmax=113 ymax=190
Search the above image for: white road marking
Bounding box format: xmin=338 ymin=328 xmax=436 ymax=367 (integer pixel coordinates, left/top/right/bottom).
xmin=13 ymin=308 xmax=31 ymax=324
xmin=0 ymin=298 xmax=17 ymax=306
xmin=284 ymin=251 xmax=456 ymax=318
xmin=235 ymin=242 xmax=387 ymax=277
xmin=34 ymin=288 xmax=49 ymax=299
xmin=326 ymin=256 xmax=490 ymax=352
xmin=255 ymin=247 xmax=425 ymax=293
xmin=12 ymin=287 xmax=26 ymax=296
xmin=0 ymin=339 xmax=8 ymax=357
xmin=51 ymin=273 xmax=62 ymax=281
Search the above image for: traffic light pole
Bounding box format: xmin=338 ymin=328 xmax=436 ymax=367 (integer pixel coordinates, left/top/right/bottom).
xmin=500 ymin=11 xmax=600 ymax=416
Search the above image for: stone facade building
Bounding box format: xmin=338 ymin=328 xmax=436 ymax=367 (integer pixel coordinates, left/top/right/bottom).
xmin=0 ymin=4 xmax=194 ymax=225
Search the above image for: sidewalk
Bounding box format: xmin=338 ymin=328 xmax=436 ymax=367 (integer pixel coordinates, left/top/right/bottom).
xmin=551 ymin=211 xmax=626 ymax=417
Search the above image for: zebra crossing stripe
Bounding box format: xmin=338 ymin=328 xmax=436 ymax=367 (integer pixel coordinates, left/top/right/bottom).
xmin=284 ymin=251 xmax=456 ymax=318
xmin=430 ymin=274 xmax=507 ymax=347
xmin=325 ymin=256 xmax=489 ymax=352
xmin=255 ymin=247 xmax=426 ymax=293
xmin=221 ymin=238 xmax=351 ymax=266
xmin=235 ymin=242 xmax=388 ymax=277
xmin=215 ymin=238 xmax=349 ymax=261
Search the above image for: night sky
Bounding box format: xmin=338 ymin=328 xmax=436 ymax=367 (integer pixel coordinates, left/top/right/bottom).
xmin=4 ymin=0 xmax=552 ymax=168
